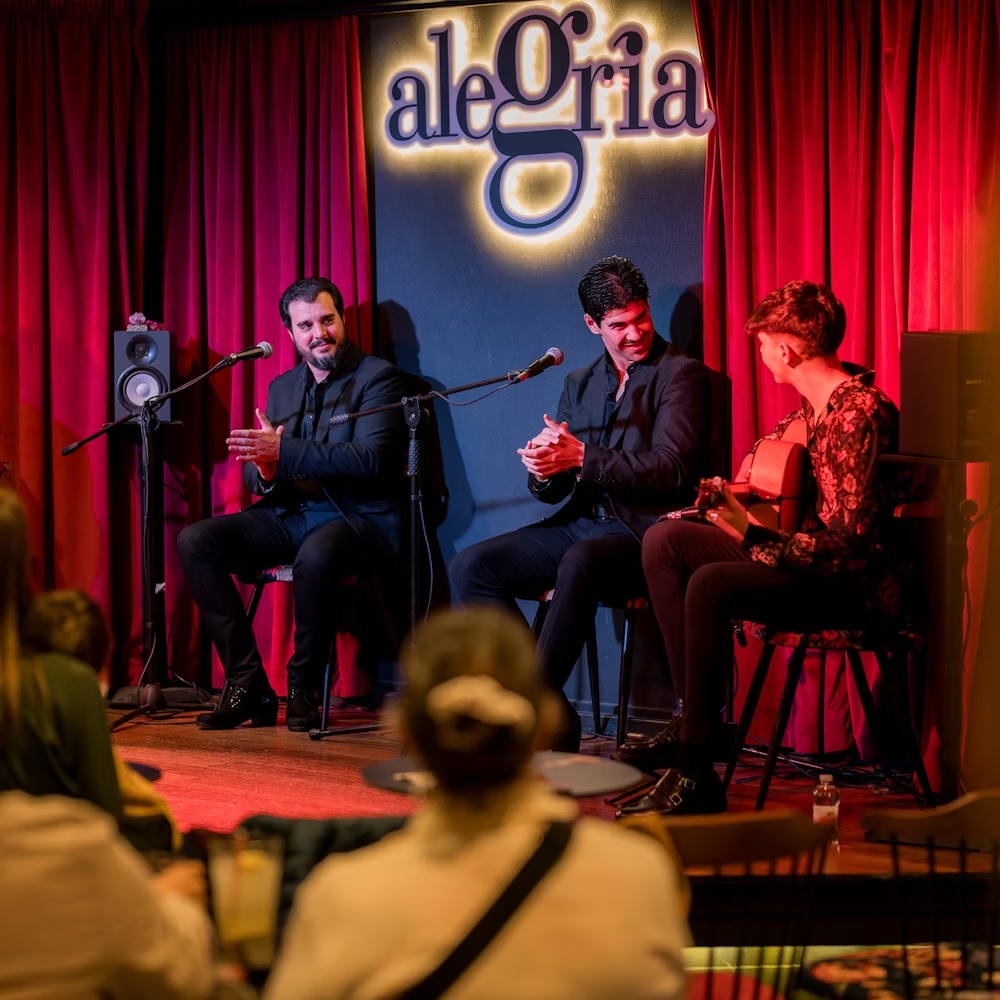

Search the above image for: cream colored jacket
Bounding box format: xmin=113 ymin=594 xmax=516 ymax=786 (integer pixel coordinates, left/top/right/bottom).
xmin=0 ymin=791 xmax=215 ymax=1000
xmin=265 ymin=779 xmax=690 ymax=1000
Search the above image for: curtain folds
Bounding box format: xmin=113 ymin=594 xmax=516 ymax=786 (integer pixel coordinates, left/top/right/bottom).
xmin=3 ymin=0 xmax=995 ymax=766
xmin=160 ymin=15 xmax=371 ymax=692
xmin=1 ymin=5 xmax=370 ymax=694
xmin=0 ymin=0 xmax=149 ymax=611
xmin=692 ymin=0 xmax=1000 ymax=790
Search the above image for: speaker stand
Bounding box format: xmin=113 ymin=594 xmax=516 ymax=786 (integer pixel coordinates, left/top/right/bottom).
xmin=111 ymin=411 xmax=213 ymax=712
xmin=66 ymin=405 xmax=212 ymax=714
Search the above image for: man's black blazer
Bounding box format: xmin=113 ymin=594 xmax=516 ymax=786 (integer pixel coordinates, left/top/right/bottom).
xmin=243 ymin=343 xmax=407 ymax=557
xmin=529 ymin=335 xmax=712 ymax=539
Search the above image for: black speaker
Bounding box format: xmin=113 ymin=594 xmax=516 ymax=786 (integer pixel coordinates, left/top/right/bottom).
xmin=900 ymin=331 xmax=999 ymax=460
xmin=113 ymin=329 xmax=171 ymax=421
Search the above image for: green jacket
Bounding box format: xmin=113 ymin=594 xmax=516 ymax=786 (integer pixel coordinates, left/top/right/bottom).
xmin=0 ymin=652 xmax=121 ymax=819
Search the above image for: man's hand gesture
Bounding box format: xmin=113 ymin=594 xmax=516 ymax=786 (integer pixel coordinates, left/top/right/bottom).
xmin=517 ymin=414 xmax=585 ymax=479
xmin=227 ymin=408 xmax=285 ymax=483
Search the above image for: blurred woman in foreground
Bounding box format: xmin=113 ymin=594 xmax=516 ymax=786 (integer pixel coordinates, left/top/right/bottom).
xmin=266 ymin=606 xmax=690 ymax=1000
xmin=0 ymin=487 xmax=215 ymax=998
xmin=0 ymin=487 xmax=119 ymax=815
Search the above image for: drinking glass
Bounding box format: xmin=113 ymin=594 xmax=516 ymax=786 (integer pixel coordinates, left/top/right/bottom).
xmin=207 ymin=832 xmax=283 ymax=971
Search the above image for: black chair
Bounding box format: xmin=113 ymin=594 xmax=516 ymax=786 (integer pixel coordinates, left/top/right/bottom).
xmin=722 ymin=620 xmax=935 ymax=809
xmin=239 ymin=566 xmax=383 ymax=739
xmin=723 ymin=489 xmax=940 ymax=810
xmin=531 ymin=589 xmax=650 ymax=749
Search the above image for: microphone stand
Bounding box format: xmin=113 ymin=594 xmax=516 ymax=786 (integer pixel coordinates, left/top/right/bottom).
xmin=64 ymin=351 xmax=255 ymax=721
xmin=309 ymin=365 xmax=542 ymax=741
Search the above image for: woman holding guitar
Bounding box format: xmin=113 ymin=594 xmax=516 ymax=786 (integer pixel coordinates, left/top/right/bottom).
xmin=619 ymin=280 xmax=905 ymax=816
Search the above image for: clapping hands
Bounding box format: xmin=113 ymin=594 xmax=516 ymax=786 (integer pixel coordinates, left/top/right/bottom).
xmin=517 ymin=414 xmax=585 ymax=479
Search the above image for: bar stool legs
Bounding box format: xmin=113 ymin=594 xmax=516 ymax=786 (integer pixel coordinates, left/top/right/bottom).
xmin=724 ymin=634 xmax=935 ymax=809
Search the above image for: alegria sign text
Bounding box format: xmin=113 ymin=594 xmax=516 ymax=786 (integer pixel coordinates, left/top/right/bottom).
xmin=386 ymin=4 xmax=714 ymax=236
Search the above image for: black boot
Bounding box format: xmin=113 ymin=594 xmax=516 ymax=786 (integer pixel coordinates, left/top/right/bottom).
xmin=286 ymin=684 xmax=321 ymax=732
xmin=616 ymin=765 xmax=726 ymax=816
xmin=618 ymin=740 xmax=727 ymax=817
xmin=616 ymin=718 xmax=735 ymax=771
xmin=196 ymin=677 xmax=278 ymax=730
xmin=615 ymin=714 xmax=683 ymax=768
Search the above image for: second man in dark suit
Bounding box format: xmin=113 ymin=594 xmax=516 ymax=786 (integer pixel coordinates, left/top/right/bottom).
xmin=449 ymin=256 xmax=711 ymax=750
xmin=178 ymin=277 xmax=407 ymax=732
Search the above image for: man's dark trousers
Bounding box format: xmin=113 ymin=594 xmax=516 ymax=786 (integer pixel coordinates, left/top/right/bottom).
xmin=448 ymin=514 xmax=642 ymax=692
xmin=177 ymin=505 xmax=367 ymax=691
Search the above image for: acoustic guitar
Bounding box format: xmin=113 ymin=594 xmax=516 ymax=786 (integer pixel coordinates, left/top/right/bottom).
xmin=664 ymin=419 xmax=810 ymax=531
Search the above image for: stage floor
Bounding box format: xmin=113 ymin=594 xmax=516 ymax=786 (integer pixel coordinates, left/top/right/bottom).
xmin=110 ymin=702 xmax=922 ymax=877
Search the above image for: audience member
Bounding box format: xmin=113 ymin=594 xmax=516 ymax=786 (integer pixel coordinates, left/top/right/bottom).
xmin=265 ymin=606 xmax=690 ymax=1000
xmin=24 ymin=588 xmax=183 ymax=851
xmin=0 ymin=789 xmax=215 ymax=999
xmin=0 ymin=488 xmax=120 ymax=817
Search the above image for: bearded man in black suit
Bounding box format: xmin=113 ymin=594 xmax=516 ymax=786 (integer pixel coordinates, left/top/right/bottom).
xmin=449 ymin=256 xmax=712 ymax=750
xmin=178 ymin=277 xmax=407 ymax=732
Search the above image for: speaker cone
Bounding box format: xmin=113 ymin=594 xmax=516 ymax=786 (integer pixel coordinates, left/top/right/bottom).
xmin=125 ymin=333 xmax=159 ymax=366
xmin=118 ymin=367 xmax=167 ymax=412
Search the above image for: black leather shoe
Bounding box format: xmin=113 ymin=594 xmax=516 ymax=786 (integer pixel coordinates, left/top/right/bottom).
xmin=286 ymin=685 xmax=321 ymax=732
xmin=615 ymin=715 xmax=683 ymax=768
xmin=196 ymin=678 xmax=278 ymax=730
xmin=616 ymin=720 xmax=736 ymax=770
xmin=617 ymin=766 xmax=727 ymax=817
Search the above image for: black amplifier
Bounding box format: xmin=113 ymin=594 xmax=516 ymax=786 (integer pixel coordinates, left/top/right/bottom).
xmin=899 ymin=331 xmax=999 ymax=460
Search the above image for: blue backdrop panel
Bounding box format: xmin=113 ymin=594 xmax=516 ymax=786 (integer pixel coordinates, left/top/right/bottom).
xmin=366 ymin=0 xmax=708 ymax=721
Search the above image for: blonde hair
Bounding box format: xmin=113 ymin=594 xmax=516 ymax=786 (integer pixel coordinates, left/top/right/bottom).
xmin=401 ymin=607 xmax=543 ymax=793
xmin=0 ymin=489 xmax=36 ymax=743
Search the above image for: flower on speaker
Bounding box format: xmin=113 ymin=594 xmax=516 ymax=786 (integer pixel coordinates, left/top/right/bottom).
xmin=127 ymin=311 xmax=167 ymax=331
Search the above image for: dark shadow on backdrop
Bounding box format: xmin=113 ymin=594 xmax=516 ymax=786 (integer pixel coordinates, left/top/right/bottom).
xmin=376 ymin=301 xmax=470 ymax=624
xmin=663 ymin=282 xmax=705 ymax=362
xmin=596 ymin=283 xmax=718 ymax=719
xmin=650 ymin=281 xmax=704 ymax=359
xmin=664 ymin=283 xmax=732 ymax=479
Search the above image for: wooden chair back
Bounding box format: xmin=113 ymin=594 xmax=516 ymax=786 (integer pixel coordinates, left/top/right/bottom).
xmin=644 ymin=809 xmax=832 ymax=868
xmin=860 ymin=790 xmax=1000 ymax=998
xmin=622 ymin=810 xmax=834 ymax=999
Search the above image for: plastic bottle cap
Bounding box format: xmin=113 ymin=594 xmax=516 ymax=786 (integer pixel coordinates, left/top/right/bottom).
xmin=819 ymin=774 xmax=833 ymax=782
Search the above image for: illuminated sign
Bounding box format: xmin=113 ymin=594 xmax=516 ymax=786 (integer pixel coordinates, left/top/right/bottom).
xmin=385 ymin=4 xmax=714 ymax=238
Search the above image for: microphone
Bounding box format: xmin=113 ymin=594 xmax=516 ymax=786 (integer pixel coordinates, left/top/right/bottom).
xmin=225 ymin=342 xmax=273 ymax=365
xmin=509 ymin=347 xmax=564 ymax=383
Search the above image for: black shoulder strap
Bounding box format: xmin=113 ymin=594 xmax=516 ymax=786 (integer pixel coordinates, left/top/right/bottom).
xmin=398 ymin=820 xmax=575 ymax=1000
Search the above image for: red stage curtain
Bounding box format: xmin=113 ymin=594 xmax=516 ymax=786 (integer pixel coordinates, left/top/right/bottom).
xmin=159 ymin=15 xmax=371 ymax=694
xmin=0 ymin=0 xmax=149 ymax=609
xmin=692 ymin=0 xmax=1000 ymax=788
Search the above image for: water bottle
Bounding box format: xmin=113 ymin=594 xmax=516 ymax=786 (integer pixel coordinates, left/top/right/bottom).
xmin=812 ymin=773 xmax=840 ymax=846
